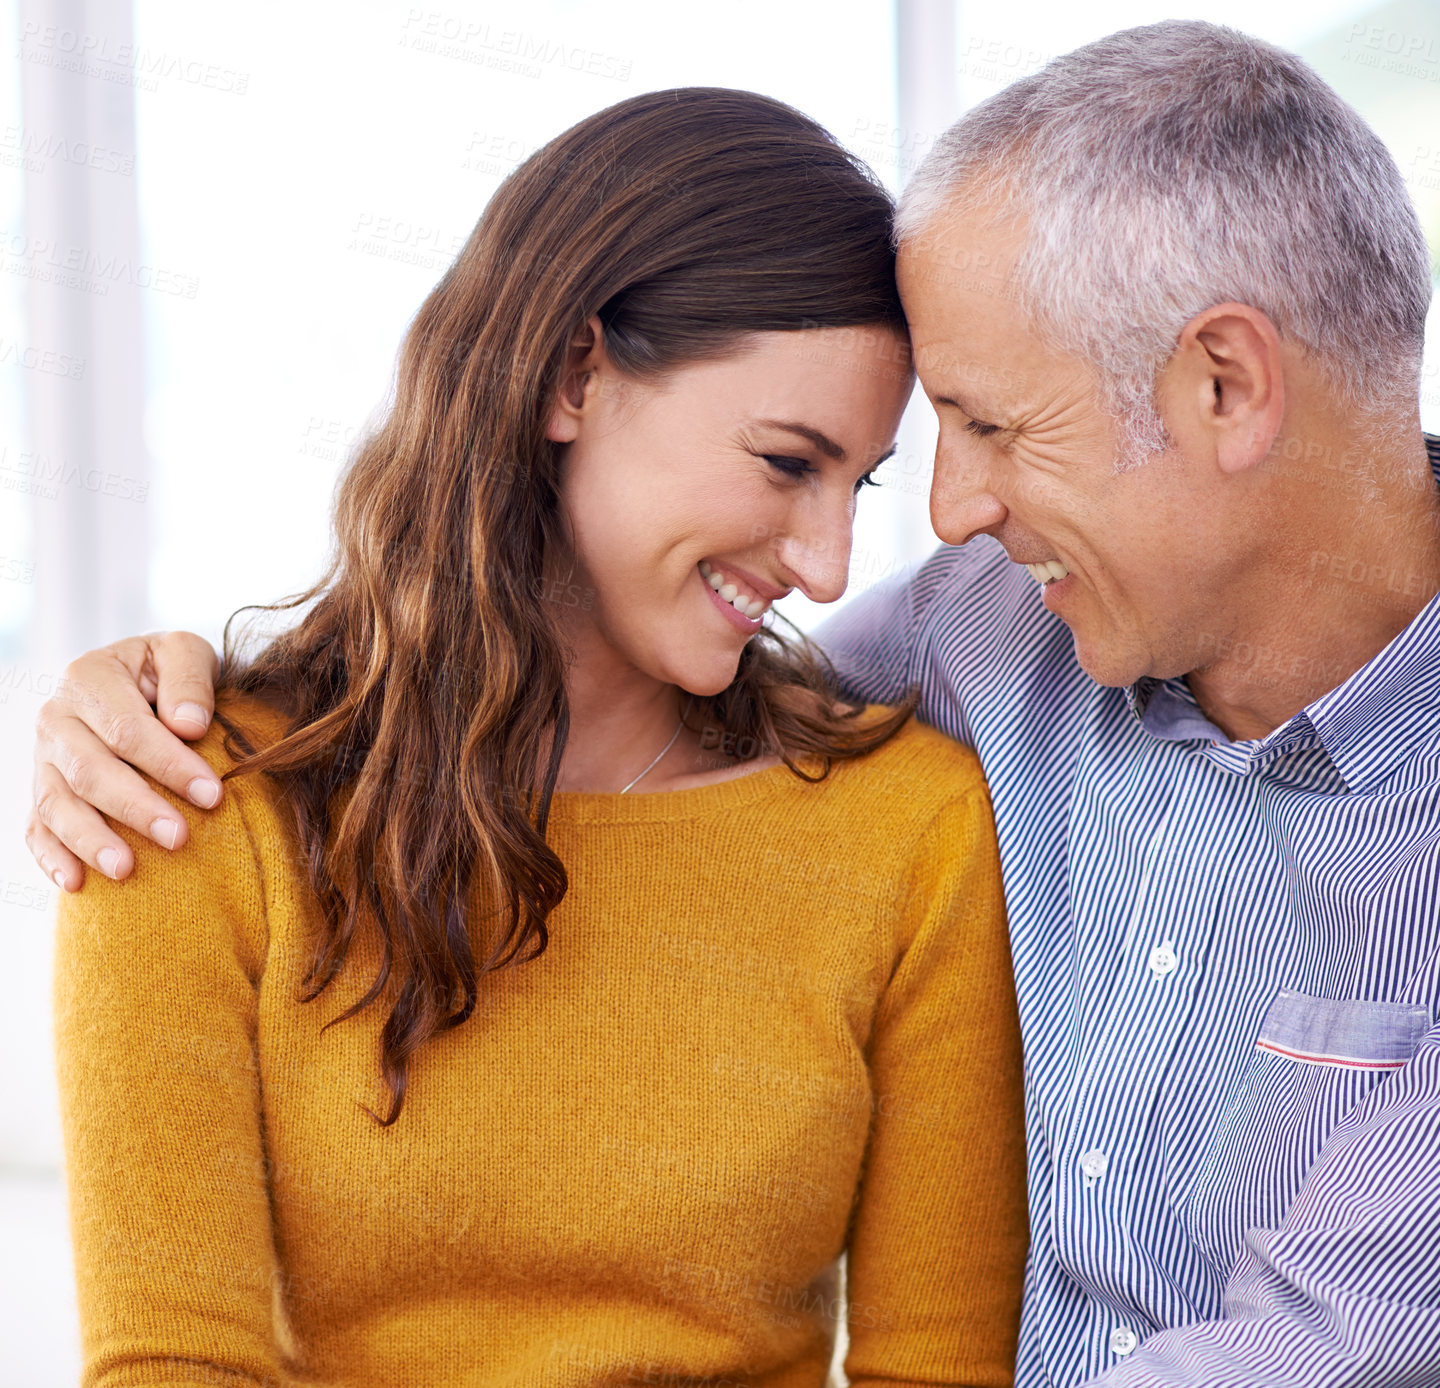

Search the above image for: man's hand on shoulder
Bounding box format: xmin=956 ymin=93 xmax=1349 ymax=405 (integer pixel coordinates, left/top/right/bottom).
xmin=27 ymin=631 xmax=222 ymax=890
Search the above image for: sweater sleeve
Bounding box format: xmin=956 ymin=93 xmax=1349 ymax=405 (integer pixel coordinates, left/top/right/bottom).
xmin=53 ymin=748 xmax=288 ymax=1387
xmin=844 ymin=775 xmax=1029 ymax=1388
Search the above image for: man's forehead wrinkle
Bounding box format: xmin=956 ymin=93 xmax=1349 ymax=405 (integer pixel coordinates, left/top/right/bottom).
xmin=911 ymin=320 xmax=1029 ymax=387
xmin=917 ymin=339 xmax=1099 ymax=436
xmin=912 ymin=343 xmax=1004 ymax=412
xmin=897 ymin=226 xmax=1024 ymax=311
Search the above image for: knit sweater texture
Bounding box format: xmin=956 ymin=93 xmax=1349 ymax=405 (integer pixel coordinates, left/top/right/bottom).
xmin=54 ymin=691 xmax=1027 ymax=1387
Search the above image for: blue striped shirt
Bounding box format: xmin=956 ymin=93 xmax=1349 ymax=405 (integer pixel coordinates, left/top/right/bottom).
xmin=815 ymin=434 xmax=1440 ymax=1387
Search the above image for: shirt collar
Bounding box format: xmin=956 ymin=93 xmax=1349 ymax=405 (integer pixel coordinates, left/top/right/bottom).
xmin=1126 ymin=432 xmax=1440 ymax=792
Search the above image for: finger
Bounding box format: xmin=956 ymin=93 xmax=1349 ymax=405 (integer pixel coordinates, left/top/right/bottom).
xmin=32 ymin=757 xmax=163 ymax=881
xmin=24 ymin=810 xmax=87 ymax=892
xmin=34 ymin=709 xmax=199 ymax=863
xmin=47 ymin=648 xmax=223 ymax=808
xmin=148 ymin=630 xmax=221 ymax=738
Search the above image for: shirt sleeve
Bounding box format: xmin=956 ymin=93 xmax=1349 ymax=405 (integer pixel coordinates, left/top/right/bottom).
xmin=1083 ymin=1025 xmax=1440 ymax=1388
xmin=844 ymin=776 xmax=1030 ymax=1388
xmin=812 ymin=559 xmax=935 ymax=708
xmin=53 ymin=760 xmax=287 ymax=1387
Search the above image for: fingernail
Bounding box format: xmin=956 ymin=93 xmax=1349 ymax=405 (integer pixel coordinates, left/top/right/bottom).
xmin=98 ymin=848 xmax=121 ymax=879
xmin=175 ymin=701 xmax=210 ymax=729
xmin=188 ymin=778 xmax=220 ymax=808
xmin=52 ymin=868 xmax=67 ymax=892
xmin=150 ymin=817 xmax=180 ymax=849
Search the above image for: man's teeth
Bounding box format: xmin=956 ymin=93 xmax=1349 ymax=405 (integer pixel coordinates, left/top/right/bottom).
xmin=1025 ymin=560 xmax=1070 ymax=585
xmin=698 ymin=560 xmax=769 ymax=620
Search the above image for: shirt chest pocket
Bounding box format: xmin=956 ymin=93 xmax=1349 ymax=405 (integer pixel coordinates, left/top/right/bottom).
xmin=1169 ymin=989 xmax=1430 ymax=1282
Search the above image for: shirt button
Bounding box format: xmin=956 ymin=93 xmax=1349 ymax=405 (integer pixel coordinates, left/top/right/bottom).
xmin=1081 ymin=1149 xmax=1108 ymax=1185
xmin=1109 ymin=1326 xmax=1138 ymax=1356
xmin=1148 ymin=939 xmax=1178 ymax=980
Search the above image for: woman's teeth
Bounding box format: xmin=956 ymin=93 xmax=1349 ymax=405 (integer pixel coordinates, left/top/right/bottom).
xmin=699 ymin=560 xmax=769 ymax=620
xmin=1025 ymin=560 xmax=1070 ymax=585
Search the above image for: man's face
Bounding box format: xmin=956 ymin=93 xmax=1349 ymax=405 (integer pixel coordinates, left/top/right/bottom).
xmin=897 ymin=207 xmax=1241 ymax=688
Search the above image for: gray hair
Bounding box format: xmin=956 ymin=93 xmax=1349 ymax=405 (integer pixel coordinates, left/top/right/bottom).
xmin=895 ymin=21 xmax=1433 ymax=462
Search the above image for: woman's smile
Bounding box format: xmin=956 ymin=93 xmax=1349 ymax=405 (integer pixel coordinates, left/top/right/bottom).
xmin=698 ymin=558 xmax=784 ymax=627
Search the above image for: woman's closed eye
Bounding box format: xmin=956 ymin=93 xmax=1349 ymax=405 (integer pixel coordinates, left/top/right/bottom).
xmin=964 ymin=419 xmax=1001 ymax=439
xmin=765 ymin=455 xmax=881 ymax=492
xmin=764 ymin=454 xmax=816 ymax=481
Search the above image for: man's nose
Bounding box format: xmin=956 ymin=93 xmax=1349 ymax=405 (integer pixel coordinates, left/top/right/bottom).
xmin=929 ymin=440 xmax=1008 ymax=546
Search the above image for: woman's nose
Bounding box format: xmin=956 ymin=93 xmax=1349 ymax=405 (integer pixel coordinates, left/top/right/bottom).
xmin=773 ymin=502 xmax=856 ymax=605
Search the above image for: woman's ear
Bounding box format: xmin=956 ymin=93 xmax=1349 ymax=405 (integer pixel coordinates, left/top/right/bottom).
xmin=544 ymin=314 xmax=607 ymax=445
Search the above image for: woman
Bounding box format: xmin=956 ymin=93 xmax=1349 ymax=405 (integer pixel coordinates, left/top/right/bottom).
xmin=32 ymin=89 xmax=1026 ymax=1386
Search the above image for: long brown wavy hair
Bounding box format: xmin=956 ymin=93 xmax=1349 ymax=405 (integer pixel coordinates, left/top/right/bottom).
xmin=214 ymin=87 xmax=918 ymax=1124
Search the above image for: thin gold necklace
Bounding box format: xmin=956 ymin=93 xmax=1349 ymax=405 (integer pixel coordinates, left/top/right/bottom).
xmin=618 ymin=698 xmax=691 ymax=794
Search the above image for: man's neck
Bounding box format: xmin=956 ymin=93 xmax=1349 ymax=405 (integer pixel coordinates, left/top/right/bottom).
xmin=1185 ymin=431 xmax=1440 ymax=742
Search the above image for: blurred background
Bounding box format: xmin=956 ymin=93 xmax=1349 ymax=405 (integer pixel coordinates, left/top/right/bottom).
xmin=1 ymin=0 xmax=1437 ymax=1381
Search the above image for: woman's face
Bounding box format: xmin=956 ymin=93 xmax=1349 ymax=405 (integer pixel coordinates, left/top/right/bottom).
xmin=546 ymin=325 xmax=913 ymax=696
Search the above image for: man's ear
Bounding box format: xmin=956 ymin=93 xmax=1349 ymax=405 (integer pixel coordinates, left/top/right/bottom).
xmin=1158 ymin=302 xmax=1285 ymax=476
xmin=545 ymin=314 xmax=608 ymax=445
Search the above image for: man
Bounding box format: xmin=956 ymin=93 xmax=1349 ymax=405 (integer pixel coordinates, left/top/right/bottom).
xmin=27 ymin=20 xmax=1440 ymax=1387
xmin=816 ymin=20 xmax=1440 ymax=1386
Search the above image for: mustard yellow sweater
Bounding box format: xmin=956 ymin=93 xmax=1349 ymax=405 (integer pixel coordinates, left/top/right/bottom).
xmin=54 ymin=692 xmax=1027 ymax=1388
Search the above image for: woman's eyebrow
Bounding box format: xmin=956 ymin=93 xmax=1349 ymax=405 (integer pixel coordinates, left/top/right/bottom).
xmin=752 ymin=419 xmax=847 ymax=462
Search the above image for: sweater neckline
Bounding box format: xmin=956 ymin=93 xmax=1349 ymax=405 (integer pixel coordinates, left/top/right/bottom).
xmin=546 ymin=755 xmax=816 ymax=823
